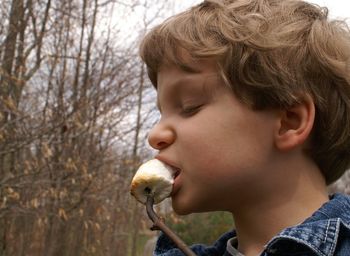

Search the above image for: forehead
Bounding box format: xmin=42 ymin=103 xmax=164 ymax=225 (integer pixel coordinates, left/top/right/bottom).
xmin=157 ymin=52 xmax=219 ymax=82
xmin=157 ymin=58 xmax=219 ymax=91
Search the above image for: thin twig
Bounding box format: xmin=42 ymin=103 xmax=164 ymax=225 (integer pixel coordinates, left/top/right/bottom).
xmin=146 ymin=196 xmax=196 ymax=256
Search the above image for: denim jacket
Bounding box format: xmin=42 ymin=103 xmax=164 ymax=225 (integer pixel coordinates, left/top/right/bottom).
xmin=153 ymin=193 xmax=350 ymax=256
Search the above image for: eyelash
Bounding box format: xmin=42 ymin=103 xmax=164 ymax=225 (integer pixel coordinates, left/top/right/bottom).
xmin=181 ymin=104 xmax=203 ymax=116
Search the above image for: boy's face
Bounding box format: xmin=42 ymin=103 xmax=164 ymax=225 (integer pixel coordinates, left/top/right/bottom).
xmin=148 ymin=58 xmax=280 ymax=215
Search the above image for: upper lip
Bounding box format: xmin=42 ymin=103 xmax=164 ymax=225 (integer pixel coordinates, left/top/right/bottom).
xmin=155 ymin=155 xmax=181 ymax=177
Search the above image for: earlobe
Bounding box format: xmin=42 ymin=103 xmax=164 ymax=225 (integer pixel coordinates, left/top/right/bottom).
xmin=275 ymin=95 xmax=315 ymax=151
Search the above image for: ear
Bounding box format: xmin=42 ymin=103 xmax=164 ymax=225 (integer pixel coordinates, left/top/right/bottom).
xmin=275 ymin=95 xmax=315 ymax=151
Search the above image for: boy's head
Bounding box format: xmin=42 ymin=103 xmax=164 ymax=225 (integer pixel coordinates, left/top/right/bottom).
xmin=140 ymin=0 xmax=350 ymax=185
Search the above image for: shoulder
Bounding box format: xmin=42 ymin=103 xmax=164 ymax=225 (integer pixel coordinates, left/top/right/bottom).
xmin=316 ymin=193 xmax=350 ymax=225
xmin=325 ymin=194 xmax=350 ymax=255
xmin=265 ymin=193 xmax=350 ymax=256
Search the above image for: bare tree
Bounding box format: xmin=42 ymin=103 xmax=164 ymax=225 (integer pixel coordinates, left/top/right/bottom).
xmin=0 ymin=0 xmax=192 ymax=255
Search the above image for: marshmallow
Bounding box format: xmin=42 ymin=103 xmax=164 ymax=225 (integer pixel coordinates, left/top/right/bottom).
xmin=130 ymin=159 xmax=175 ymax=204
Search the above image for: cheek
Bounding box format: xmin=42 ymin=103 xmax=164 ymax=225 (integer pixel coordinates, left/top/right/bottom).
xmin=181 ymin=139 xmax=235 ymax=183
xmin=180 ymin=125 xmax=272 ymax=184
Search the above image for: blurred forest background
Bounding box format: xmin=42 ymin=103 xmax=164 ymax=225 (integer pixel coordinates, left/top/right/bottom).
xmin=0 ymin=0 xmax=349 ymax=255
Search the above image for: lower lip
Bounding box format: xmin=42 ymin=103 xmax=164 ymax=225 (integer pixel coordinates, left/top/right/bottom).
xmin=171 ymin=172 xmax=182 ymax=196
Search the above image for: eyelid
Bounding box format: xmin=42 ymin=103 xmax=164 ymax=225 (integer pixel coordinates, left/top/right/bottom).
xmin=181 ymin=104 xmax=203 ymax=116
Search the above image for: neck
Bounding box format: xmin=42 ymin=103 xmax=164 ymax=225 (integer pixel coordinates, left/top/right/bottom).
xmin=230 ymin=157 xmax=329 ymax=256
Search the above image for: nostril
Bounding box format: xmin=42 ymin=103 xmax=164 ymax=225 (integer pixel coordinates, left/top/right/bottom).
xmin=157 ymin=141 xmax=168 ymax=148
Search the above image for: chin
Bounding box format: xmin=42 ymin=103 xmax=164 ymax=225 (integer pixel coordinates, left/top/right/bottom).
xmin=172 ymin=202 xmax=192 ymax=215
xmin=171 ymin=196 xmax=198 ymax=215
xmin=171 ymin=198 xmax=210 ymax=215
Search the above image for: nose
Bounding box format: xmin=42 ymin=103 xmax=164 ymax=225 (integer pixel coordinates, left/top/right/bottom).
xmin=148 ymin=121 xmax=176 ymax=150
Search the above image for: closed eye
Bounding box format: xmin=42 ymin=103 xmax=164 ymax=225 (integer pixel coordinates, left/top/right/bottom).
xmin=181 ymin=104 xmax=203 ymax=116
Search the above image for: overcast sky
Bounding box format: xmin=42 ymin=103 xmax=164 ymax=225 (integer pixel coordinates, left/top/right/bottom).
xmin=308 ymin=0 xmax=349 ymax=19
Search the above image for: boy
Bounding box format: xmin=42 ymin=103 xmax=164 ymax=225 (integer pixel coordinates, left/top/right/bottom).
xmin=139 ymin=0 xmax=350 ymax=255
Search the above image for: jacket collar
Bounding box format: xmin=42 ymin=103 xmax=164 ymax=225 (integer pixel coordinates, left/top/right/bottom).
xmin=265 ymin=193 xmax=350 ymax=256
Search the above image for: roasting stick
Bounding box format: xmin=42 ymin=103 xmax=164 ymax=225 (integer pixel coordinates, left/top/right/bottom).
xmin=146 ymin=195 xmax=196 ymax=256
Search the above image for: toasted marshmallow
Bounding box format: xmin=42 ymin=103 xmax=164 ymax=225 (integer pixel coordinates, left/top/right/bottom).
xmin=130 ymin=159 xmax=175 ymax=204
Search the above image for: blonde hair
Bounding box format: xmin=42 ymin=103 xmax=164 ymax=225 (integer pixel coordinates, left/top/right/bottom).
xmin=140 ymin=0 xmax=350 ymax=184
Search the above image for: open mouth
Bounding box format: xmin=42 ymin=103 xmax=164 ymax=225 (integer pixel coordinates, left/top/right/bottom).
xmin=170 ymin=166 xmax=181 ymax=196
xmin=171 ymin=166 xmax=181 ymax=180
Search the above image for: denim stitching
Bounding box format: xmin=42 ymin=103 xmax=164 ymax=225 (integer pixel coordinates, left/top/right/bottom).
xmin=324 ymin=220 xmax=330 ymax=243
xmin=328 ymin=219 xmax=340 ymax=256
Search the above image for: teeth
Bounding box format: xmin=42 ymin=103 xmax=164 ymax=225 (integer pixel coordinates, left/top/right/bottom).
xmin=130 ymin=159 xmax=175 ymax=204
